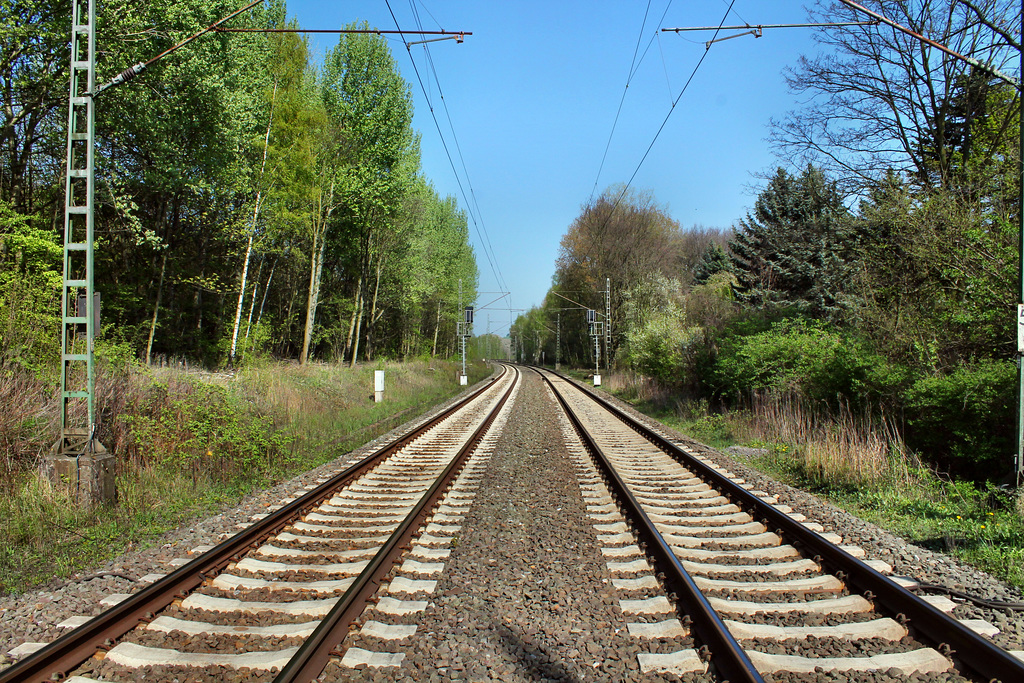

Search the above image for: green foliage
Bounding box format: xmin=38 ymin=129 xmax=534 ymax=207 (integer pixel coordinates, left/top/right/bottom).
xmin=711 ymin=319 xmax=898 ymax=407
xmin=902 ymin=360 xmax=1015 ymax=477
xmin=0 ymin=200 xmax=61 ymax=374
xmin=624 ymin=315 xmax=694 ymax=384
xmin=1 ymin=0 xmax=475 ymax=371
xmin=119 ymin=377 xmax=291 ymax=482
xmin=692 ymin=243 xmax=734 ymax=285
xmin=620 ymin=274 xmax=695 ymax=383
xmin=730 ymin=165 xmax=853 ymax=319
xmin=852 ymin=173 xmax=1018 ymax=367
xmin=841 ymin=478 xmax=1024 ymax=590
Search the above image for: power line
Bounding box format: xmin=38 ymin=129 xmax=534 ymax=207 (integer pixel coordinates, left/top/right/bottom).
xmin=411 ymin=5 xmax=507 ymax=294
xmin=383 ymin=0 xmax=509 ymax=300
xmin=589 ymin=1 xmax=676 ymax=205
xmin=617 ymin=1 xmax=737 ymax=203
xmin=422 ymin=48 xmax=506 ymax=294
xmin=571 ymin=1 xmax=737 ymax=297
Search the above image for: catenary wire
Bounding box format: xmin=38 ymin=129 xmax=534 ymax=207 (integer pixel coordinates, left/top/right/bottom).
xmin=616 ymin=0 xmax=737 ymax=206
xmin=382 ymin=0 xmax=509 ymax=299
xmin=572 ymin=0 xmax=737 ymax=297
xmin=419 ymin=32 xmax=507 ymax=295
xmin=588 ymin=1 xmax=661 ymax=206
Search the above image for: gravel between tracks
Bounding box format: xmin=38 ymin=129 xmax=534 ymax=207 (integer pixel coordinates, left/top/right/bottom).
xmin=325 ymin=368 xmax=704 ymax=683
xmin=4 ymin=366 xmax=1023 ymax=682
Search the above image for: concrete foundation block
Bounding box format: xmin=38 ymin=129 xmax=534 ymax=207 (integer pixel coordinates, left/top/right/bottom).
xmin=41 ymin=446 xmax=115 ymax=506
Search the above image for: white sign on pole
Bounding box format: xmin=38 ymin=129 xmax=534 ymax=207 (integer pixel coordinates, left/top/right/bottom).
xmin=1018 ymin=305 xmax=1024 ymax=354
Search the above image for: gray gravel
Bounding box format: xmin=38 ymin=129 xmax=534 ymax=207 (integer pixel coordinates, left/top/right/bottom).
xmin=323 ymin=368 xmax=704 ymax=682
xmin=5 ymin=365 xmax=1023 ymax=683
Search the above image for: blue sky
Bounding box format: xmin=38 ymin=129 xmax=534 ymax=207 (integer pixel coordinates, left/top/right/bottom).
xmin=284 ymin=1 xmax=825 ymax=334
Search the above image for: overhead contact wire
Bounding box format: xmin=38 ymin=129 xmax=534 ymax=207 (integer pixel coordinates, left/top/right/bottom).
xmin=588 ymin=0 xmax=655 ymax=205
xmin=578 ymin=2 xmax=733 ymax=282
xmin=421 ymin=38 xmax=507 ymax=294
xmin=385 ymin=0 xmax=508 ymax=297
xmin=616 ymin=0 xmax=736 ymax=205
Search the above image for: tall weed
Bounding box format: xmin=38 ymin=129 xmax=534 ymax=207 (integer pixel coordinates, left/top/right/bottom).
xmin=746 ymin=393 xmax=916 ymax=489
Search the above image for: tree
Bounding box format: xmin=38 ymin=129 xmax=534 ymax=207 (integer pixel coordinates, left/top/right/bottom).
xmin=554 ymin=186 xmax=684 ymax=363
xmin=771 ymin=0 xmax=1019 ymax=194
xmin=0 ymin=1 xmax=477 ymax=369
xmin=729 ymin=165 xmax=853 ymax=319
xmin=399 ymin=180 xmax=477 ymax=358
xmin=321 ymin=25 xmax=416 ymax=366
xmin=692 ymin=243 xmax=734 ymax=285
xmin=92 ymin=0 xmax=279 ymax=364
xmin=0 ymin=0 xmax=68 ymax=212
xmin=852 ymin=171 xmax=1017 ymax=368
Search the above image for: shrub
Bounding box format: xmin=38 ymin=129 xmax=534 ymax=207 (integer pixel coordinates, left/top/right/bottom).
xmin=903 ymin=359 xmax=1015 ymax=479
xmin=710 ymin=319 xmax=899 ymax=408
xmin=117 ymin=375 xmax=291 ymax=482
xmin=623 ymin=315 xmax=698 ymax=384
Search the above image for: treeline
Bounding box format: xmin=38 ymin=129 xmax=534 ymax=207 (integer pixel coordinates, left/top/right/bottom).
xmin=514 ymin=0 xmax=1020 ymax=480
xmin=0 ymin=0 xmax=477 ymax=372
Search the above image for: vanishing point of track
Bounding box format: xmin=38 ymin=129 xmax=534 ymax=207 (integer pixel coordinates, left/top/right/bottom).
xmin=4 ymin=363 xmax=1024 ymax=682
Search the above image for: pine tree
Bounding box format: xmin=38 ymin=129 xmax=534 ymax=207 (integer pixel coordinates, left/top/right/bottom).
xmin=729 ymin=165 xmax=853 ymax=318
xmin=692 ymin=243 xmax=734 ymax=285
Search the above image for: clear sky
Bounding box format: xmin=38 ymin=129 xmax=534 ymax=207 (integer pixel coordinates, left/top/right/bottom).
xmin=284 ymin=1 xmax=825 ymax=334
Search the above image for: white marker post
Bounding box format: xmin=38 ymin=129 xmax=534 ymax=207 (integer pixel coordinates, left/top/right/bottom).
xmin=374 ymin=370 xmax=385 ymax=403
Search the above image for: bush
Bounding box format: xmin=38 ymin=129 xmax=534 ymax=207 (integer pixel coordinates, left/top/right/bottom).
xmin=710 ymin=319 xmax=899 ymax=408
xmin=623 ymin=315 xmax=697 ymax=384
xmin=903 ymin=359 xmax=1015 ymax=479
xmin=117 ymin=375 xmax=291 ymax=482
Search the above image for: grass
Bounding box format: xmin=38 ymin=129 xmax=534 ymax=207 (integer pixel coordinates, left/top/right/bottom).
xmin=0 ymin=466 xmax=248 ymax=594
xmin=604 ymin=371 xmax=1024 ymax=591
xmin=0 ymin=357 xmax=490 ymax=595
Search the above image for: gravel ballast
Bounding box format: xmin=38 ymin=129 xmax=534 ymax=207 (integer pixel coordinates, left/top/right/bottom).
xmin=324 ymin=368 xmax=702 ymax=682
xmin=3 ymin=365 xmax=1023 ymax=682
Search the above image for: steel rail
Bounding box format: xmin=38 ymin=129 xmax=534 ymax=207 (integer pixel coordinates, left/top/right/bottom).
xmin=538 ymin=369 xmax=763 ymax=683
xmin=0 ymin=367 xmax=505 ymax=683
xmin=275 ymin=364 xmax=519 ymax=682
xmin=549 ymin=368 xmax=1024 ymax=683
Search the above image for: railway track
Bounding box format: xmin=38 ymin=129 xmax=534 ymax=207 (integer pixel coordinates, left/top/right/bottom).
xmin=4 ymin=363 xmax=1023 ymax=681
xmin=537 ymin=366 xmax=1024 ymax=683
xmin=1 ymin=365 xmax=520 ymax=683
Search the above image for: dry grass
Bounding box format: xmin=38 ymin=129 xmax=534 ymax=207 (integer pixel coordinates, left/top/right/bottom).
xmin=746 ymin=393 xmax=918 ymax=488
xmin=605 ymin=371 xmax=919 ymax=490
xmin=0 ymin=369 xmax=58 ymax=477
xmin=604 ymin=370 xmax=674 ymax=405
